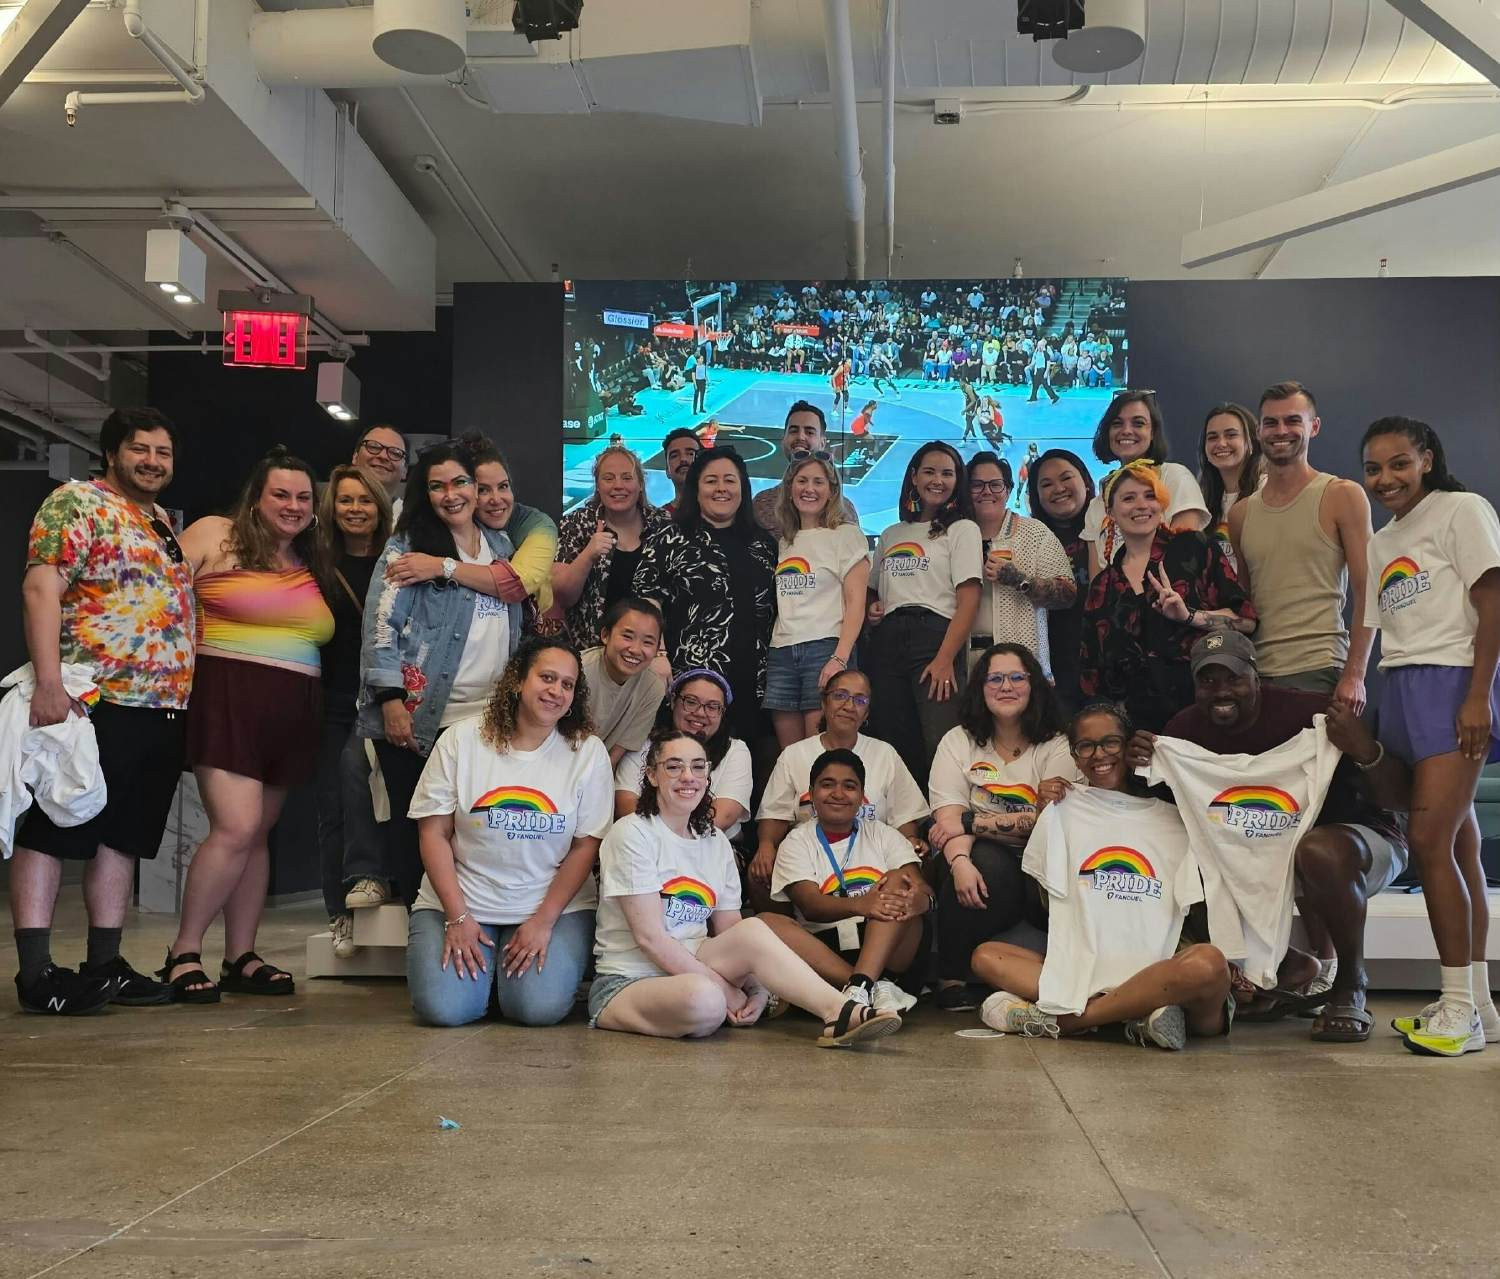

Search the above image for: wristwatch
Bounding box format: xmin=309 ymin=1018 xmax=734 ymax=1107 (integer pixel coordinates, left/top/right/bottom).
xmin=961 ymin=810 xmax=975 ymax=835
xmin=441 ymin=556 xmax=458 ymax=581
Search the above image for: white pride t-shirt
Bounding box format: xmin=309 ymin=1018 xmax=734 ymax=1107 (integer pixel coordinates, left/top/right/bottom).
xmin=874 ymin=518 xmax=983 ymax=619
xmin=772 ymin=523 xmax=870 ymax=648
xmin=442 ymin=538 xmax=509 ymax=726
xmin=1138 ymin=720 xmax=1341 ymax=990
xmin=770 ymin=819 xmax=920 ymax=934
xmin=613 ymin=736 xmax=754 ymax=841
xmin=927 ymin=726 xmax=1080 ymax=816
xmin=757 ymin=732 xmax=930 ymax=829
xmin=1024 ymin=787 xmax=1202 ymax=1016
xmin=594 ymin=813 xmax=743 ymax=978
xmin=1365 ymin=489 xmax=1500 ymax=669
xmin=409 ymin=723 xmax=613 ymax=925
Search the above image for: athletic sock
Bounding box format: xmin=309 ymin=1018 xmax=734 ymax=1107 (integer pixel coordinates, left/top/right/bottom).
xmin=85 ymin=926 xmax=123 ymax=970
xmin=1440 ymin=963 xmax=1475 ymax=1014
xmin=14 ymin=928 xmax=53 ymax=984
xmin=1473 ymin=961 xmax=1496 ymax=1012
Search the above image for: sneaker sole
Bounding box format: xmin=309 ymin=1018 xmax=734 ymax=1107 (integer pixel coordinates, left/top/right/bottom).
xmin=19 ymin=995 xmax=112 ymax=1016
xmin=818 ymin=1012 xmax=902 ymax=1048
xmin=1400 ymin=1032 xmax=1485 ymax=1058
xmin=110 ymin=987 xmax=176 ymax=1007
xmin=1146 ymin=1005 xmax=1188 ymax=1051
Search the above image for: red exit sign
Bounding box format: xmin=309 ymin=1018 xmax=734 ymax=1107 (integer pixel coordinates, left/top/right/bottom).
xmin=222 ymin=310 xmax=308 ymax=368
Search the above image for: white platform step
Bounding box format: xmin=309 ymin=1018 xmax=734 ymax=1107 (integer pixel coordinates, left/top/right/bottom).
xmin=353 ymin=903 xmax=411 ymax=948
xmin=306 ymin=931 xmax=408 ymax=979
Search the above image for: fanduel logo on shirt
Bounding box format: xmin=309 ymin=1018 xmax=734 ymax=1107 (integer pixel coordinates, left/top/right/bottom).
xmin=1377 ymin=556 xmax=1431 ymax=614
xmin=1207 ymin=786 xmax=1303 ymax=839
xmin=1078 ymin=847 xmax=1162 ymax=901
xmin=469 ymin=786 xmax=568 ymax=839
xmin=883 ymin=541 xmax=930 ymax=575
xmin=776 ymin=557 xmax=817 ymax=596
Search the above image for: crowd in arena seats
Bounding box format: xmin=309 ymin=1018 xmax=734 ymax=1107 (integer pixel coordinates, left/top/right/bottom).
xmin=9 ymin=377 xmax=1500 ymax=1059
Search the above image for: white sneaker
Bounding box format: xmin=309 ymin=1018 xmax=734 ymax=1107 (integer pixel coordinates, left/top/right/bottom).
xmin=1394 ymin=999 xmax=1500 ymax=1041
xmin=980 ymin=990 xmax=1059 ymax=1038
xmin=1402 ymin=999 xmax=1486 ymax=1058
xmin=1125 ymin=1004 xmax=1187 ymax=1051
xmin=840 ymin=980 xmax=872 ymax=1009
xmin=871 ymin=979 xmax=918 ymax=1014
xmin=330 ymin=913 xmax=356 ymax=959
xmin=344 ymin=878 xmax=390 ymax=909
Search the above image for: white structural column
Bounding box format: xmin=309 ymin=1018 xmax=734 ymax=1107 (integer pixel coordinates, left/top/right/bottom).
xmin=1182 ymin=133 xmax=1500 ymax=267
xmin=0 ymin=0 xmax=89 ymax=107
xmin=822 ymin=0 xmax=865 ymax=280
xmin=1384 ymin=0 xmax=1500 ymax=89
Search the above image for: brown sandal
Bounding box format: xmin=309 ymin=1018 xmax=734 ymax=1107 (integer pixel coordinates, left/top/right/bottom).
xmin=817 ymin=999 xmax=901 ymax=1048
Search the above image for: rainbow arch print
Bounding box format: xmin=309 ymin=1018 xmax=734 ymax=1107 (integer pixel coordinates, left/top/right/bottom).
xmin=819 ymin=866 xmax=884 ymax=897
xmin=1078 ymin=847 xmax=1157 ymax=879
xmin=661 ymin=876 xmax=717 ymax=910
xmin=469 ymin=785 xmax=558 ymax=815
xmin=776 ymin=556 xmax=812 ymax=576
xmin=885 ymin=541 xmax=925 ymax=559
xmin=982 ymin=781 xmax=1038 ymax=806
xmin=1209 ymin=786 xmax=1299 ymax=814
xmin=1379 ymin=556 xmax=1422 ymax=594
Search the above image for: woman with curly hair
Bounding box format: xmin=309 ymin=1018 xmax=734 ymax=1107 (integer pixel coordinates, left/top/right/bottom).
xmin=162 ymin=447 xmax=335 ymax=1001
xmin=405 ymin=637 xmax=613 ymax=1027
xmin=591 ymin=728 xmax=903 ymax=1047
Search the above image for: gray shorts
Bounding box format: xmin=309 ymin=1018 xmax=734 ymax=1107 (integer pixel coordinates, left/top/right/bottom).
xmin=1263 ymin=667 xmax=1341 ymax=696
xmin=587 ymin=973 xmax=648 ymax=1027
xmin=1344 ymin=823 xmax=1409 ymax=897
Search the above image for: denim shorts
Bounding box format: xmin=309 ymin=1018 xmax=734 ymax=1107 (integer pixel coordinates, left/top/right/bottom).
xmin=764 ymin=636 xmax=843 ymax=711
xmin=1378 ymin=664 xmax=1500 ymax=766
xmin=587 ymin=972 xmax=649 ymax=1027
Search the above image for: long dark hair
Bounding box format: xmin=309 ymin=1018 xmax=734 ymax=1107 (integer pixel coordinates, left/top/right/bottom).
xmin=636 ymin=728 xmax=716 ymax=837
xmin=1026 ymin=448 xmax=1096 ymax=540
xmin=959 ymin=642 xmax=1066 ymax=749
xmin=897 ymin=440 xmax=974 ymax=536
xmin=1092 ymin=391 xmax=1169 ymax=466
xmin=225 ymin=445 xmax=331 ymax=591
xmin=1360 ymin=416 xmax=1466 ymax=494
xmin=481 ymin=636 xmax=592 ymax=753
xmin=675 ymin=447 xmax=767 ymax=542
xmin=396 ymin=442 xmax=475 ymax=558
xmin=1197 ymin=403 xmax=1263 ymax=521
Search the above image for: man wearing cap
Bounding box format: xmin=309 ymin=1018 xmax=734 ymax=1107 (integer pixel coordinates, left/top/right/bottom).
xmin=751 ymin=401 xmax=861 ymax=534
xmin=1125 ymin=629 xmax=1409 ymax=1043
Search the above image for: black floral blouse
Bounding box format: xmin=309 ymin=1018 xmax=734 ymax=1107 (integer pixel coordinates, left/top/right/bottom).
xmin=1079 ymin=527 xmax=1256 ymax=731
xmin=553 ymin=495 xmax=671 ymax=649
xmin=632 ymin=518 xmax=776 ymax=700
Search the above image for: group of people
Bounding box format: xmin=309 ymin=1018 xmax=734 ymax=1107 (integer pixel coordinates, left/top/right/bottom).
xmin=10 ymin=375 xmax=1499 ymax=1061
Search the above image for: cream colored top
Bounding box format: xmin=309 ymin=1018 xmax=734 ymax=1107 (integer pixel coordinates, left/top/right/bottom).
xmin=1239 ymin=471 xmax=1348 ymax=677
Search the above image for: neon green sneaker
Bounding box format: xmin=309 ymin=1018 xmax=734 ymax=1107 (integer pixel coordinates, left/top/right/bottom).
xmin=1401 ymin=1001 xmax=1485 ymax=1058
xmin=1395 ymin=1000 xmax=1500 ymax=1039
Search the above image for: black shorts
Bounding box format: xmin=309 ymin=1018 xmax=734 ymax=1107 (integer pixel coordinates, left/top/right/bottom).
xmin=14 ymin=699 xmax=187 ymax=861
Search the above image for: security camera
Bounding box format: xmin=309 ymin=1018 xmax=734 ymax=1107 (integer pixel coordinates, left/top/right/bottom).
xmin=64 ymin=93 xmax=78 ymax=126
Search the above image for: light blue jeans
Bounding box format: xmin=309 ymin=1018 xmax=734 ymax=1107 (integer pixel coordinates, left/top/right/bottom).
xmin=407 ymin=908 xmax=595 ymax=1027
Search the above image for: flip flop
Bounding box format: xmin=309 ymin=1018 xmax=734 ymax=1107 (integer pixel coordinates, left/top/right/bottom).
xmin=1235 ymin=987 xmax=1332 ymax=1022
xmin=1311 ymin=1002 xmax=1373 ymax=1043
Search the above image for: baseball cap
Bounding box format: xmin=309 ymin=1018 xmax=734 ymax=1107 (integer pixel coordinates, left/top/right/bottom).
xmin=1189 ymin=629 xmax=1258 ymax=679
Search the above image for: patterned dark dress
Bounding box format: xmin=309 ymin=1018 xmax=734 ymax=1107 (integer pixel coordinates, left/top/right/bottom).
xmin=553 ymin=495 xmax=671 ymax=649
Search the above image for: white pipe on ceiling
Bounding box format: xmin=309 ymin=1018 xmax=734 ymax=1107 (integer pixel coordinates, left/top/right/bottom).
xmin=249 ymin=7 xmax=443 ymax=88
xmin=22 ymin=327 xmax=110 ymax=382
xmin=43 ymin=228 xmax=195 ymax=339
xmin=67 ymin=0 xmax=204 ymax=120
xmin=0 ymin=393 xmax=102 ymax=455
xmin=881 ymin=0 xmax=896 ymax=278
xmin=820 ymin=0 xmax=865 ymax=280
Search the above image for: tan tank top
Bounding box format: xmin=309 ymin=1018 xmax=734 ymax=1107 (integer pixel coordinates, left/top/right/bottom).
xmin=1239 ymin=471 xmax=1349 ymax=676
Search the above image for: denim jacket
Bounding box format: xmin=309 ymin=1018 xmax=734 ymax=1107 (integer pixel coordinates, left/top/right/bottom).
xmin=356 ymin=527 xmax=521 ymax=754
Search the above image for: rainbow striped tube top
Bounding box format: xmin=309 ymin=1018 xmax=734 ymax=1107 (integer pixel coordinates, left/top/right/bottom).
xmin=195 ymin=567 xmax=335 ymax=676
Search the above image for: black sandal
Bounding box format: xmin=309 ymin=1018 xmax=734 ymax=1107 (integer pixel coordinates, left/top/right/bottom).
xmin=220 ymin=951 xmax=295 ymax=996
xmin=155 ymin=950 xmax=221 ymax=1004
xmin=817 ymin=999 xmax=902 ymax=1048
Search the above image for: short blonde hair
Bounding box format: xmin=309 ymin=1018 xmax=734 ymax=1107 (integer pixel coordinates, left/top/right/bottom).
xmin=774 ymin=455 xmax=846 ymax=544
xmin=592 ymin=446 xmax=647 ymax=512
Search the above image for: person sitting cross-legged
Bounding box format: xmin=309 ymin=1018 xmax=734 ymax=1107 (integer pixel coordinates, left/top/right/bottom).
xmin=761 ymin=749 xmax=932 ymax=1016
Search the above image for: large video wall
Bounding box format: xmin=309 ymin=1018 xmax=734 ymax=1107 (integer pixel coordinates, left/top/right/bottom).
xmin=562 ymin=277 xmax=1128 ymax=533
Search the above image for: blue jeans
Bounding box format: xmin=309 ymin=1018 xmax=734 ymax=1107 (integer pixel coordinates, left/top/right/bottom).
xmin=407 ymin=908 xmax=595 ymax=1027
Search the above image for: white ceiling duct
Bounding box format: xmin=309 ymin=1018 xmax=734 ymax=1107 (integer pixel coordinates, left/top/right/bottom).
xmin=1052 ymin=0 xmax=1145 ymax=75
xmin=372 ymin=0 xmax=467 ymax=75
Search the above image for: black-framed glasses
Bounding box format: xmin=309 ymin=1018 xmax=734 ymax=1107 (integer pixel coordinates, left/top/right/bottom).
xmin=1073 ymin=735 xmax=1126 ymax=758
xmin=149 ymin=518 xmax=184 ymax=564
xmin=970 ymin=479 xmax=1009 ymax=494
xmin=676 ymin=692 xmax=725 ymax=716
xmin=358 ymin=439 xmax=408 ymax=463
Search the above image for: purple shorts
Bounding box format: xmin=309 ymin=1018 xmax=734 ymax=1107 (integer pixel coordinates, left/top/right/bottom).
xmin=1377 ymin=664 xmax=1500 ymax=766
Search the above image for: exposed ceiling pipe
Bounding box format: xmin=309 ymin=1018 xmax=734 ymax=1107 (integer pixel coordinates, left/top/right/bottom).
xmin=881 ymin=0 xmax=896 ymax=278
xmin=65 ymin=0 xmax=204 ymax=123
xmin=249 ymin=7 xmax=442 ymax=88
xmin=22 ymin=327 xmax=110 ymax=382
xmin=0 ymin=393 xmax=102 ymax=455
xmin=820 ymin=0 xmax=865 ymax=280
xmin=43 ymin=228 xmax=195 ymax=339
xmin=414 ymin=155 xmax=517 ymax=280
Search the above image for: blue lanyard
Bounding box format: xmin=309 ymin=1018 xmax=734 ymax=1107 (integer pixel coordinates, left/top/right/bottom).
xmin=815 ymin=822 xmax=858 ymax=896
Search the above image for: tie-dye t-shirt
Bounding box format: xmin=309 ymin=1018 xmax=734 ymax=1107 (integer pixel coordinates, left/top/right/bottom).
xmin=27 ymin=479 xmax=195 ymax=709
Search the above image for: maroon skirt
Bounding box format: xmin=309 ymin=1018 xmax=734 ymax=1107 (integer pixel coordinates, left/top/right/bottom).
xmin=187 ymin=654 xmax=322 ymax=786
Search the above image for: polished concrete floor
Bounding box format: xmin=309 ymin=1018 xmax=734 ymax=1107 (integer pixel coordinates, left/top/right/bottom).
xmin=4 ymin=897 xmax=1499 ymax=1279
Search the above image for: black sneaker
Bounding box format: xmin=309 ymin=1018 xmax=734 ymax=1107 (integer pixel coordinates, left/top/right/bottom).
xmin=935 ymin=983 xmax=983 ymax=1012
xmin=80 ymin=955 xmax=174 ymax=1006
xmin=15 ymin=963 xmax=113 ymax=1016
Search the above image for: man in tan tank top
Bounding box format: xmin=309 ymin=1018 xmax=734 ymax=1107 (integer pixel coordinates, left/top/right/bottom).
xmin=1226 ymin=381 xmax=1374 ymax=714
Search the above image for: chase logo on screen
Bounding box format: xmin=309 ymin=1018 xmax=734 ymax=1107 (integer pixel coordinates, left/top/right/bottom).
xmin=469 ymin=786 xmax=567 ymax=839
xmin=1378 ymin=557 xmax=1431 ymax=614
xmin=775 ymin=556 xmax=817 ymax=596
xmin=884 ymin=541 xmax=930 ymax=575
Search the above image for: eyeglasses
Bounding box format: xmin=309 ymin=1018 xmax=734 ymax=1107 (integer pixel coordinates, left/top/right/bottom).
xmin=826 ymin=689 xmax=871 ymax=709
xmin=654 ymin=757 xmax=710 ymax=778
xmin=676 ymin=692 xmax=725 ymax=716
xmin=985 ymin=672 xmax=1030 ymax=688
xmin=358 ymin=439 xmax=408 ymax=463
xmin=149 ymin=518 xmax=184 ymax=564
xmin=1073 ymin=735 xmax=1126 ymax=758
xmin=426 ymin=476 xmax=473 ymax=494
xmin=790 ymin=449 xmax=834 ymax=462
xmin=970 ymin=479 xmax=1009 ymax=494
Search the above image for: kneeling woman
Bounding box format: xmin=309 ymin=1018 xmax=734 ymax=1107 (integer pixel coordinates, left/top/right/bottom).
xmin=971 ymin=703 xmax=1231 ymax=1050
xmin=590 ymin=729 xmax=903 ymax=1047
xmin=406 ymin=638 xmax=613 ymax=1027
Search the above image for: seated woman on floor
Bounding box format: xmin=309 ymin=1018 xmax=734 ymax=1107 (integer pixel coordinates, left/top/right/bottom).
xmin=972 ymin=702 xmax=1233 ymax=1050
xmin=589 ymin=728 xmax=904 ymax=1048
xmin=763 ymin=748 xmax=932 ymax=1015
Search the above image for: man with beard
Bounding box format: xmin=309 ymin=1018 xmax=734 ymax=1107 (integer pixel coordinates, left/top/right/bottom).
xmin=751 ymin=401 xmax=861 ymax=533
xmin=11 ymin=409 xmax=196 ymax=1013
xmin=660 ymin=427 xmax=701 ymax=517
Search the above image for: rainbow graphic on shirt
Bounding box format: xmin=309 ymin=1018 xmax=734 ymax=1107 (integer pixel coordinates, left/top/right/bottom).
xmin=777 ymin=557 xmax=812 ymax=576
xmin=1078 ymin=846 xmax=1162 ymax=899
xmin=969 ymin=762 xmax=1037 ymax=811
xmin=469 ymin=786 xmax=567 ymax=836
xmin=819 ymin=865 xmax=885 ymax=898
xmin=883 ymin=540 xmax=930 ymax=576
xmin=660 ymin=875 xmax=717 ymax=925
xmin=1377 ymin=555 xmax=1431 ymax=614
xmin=77 ymin=685 xmax=102 ymax=709
xmin=775 ymin=555 xmax=817 ymax=595
xmin=1208 ymin=785 xmax=1304 ymax=837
